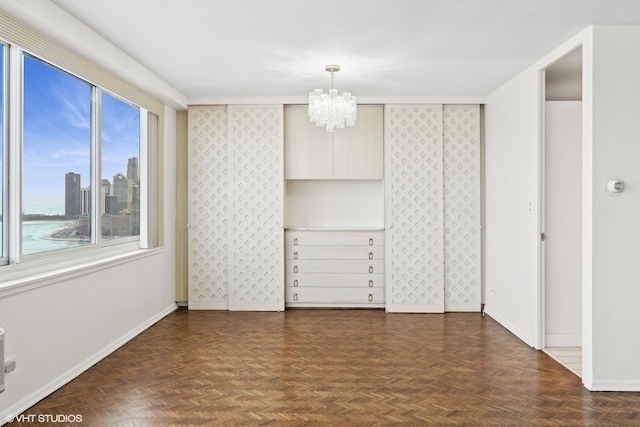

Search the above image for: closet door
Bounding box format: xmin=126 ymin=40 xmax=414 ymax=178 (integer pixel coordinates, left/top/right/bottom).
xmin=385 ymin=105 xmax=444 ymax=312
xmin=187 ymin=106 xmax=229 ymax=309
xmin=228 ymin=105 xmax=284 ymax=311
xmin=443 ymin=105 xmax=481 ymax=311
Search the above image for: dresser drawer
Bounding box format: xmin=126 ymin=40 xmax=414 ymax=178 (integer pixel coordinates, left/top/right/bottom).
xmin=286 ymin=273 xmax=384 ymax=288
xmin=285 ymin=230 xmax=384 ymax=246
xmin=285 ymin=245 xmax=383 ymax=260
xmin=286 ymin=287 xmax=384 ymax=303
xmin=286 ymin=259 xmax=384 ymax=274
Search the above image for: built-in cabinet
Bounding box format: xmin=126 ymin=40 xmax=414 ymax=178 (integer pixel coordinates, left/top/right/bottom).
xmin=187 ymin=103 xmax=481 ymax=313
xmin=285 ymin=230 xmax=385 ymax=307
xmin=284 ymin=105 xmax=383 ymax=179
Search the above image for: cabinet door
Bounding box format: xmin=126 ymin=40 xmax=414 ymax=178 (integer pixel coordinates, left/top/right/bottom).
xmin=385 ymin=104 xmax=444 ymax=313
xmin=188 ymin=106 xmax=229 ymax=310
xmin=333 ymin=105 xmax=384 ymax=179
xmin=443 ymin=105 xmax=481 ymax=312
xmin=284 ymin=105 xmax=333 ymax=179
xmin=228 ymin=105 xmax=284 ymax=311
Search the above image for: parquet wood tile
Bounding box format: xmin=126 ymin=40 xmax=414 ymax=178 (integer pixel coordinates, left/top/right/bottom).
xmin=20 ymin=310 xmax=640 ymax=426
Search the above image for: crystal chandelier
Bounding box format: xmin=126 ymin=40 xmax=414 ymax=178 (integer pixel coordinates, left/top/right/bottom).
xmin=308 ymin=65 xmax=357 ymax=132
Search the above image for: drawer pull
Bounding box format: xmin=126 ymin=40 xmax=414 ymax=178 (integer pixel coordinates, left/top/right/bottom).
xmin=293 ymin=238 xmax=298 ymax=245
xmin=368 ymin=294 xmax=373 ymax=302
xmin=369 ymin=280 xmax=373 ymax=287
xmin=369 ymin=238 xmax=373 ymax=246
xmin=294 ymin=279 xmax=298 ymax=287
xmin=369 ymin=252 xmax=373 ymax=259
xmin=369 ymin=266 xmax=373 ymax=273
xmin=294 ymin=293 xmax=298 ymax=301
xmin=294 ymin=251 xmax=298 ymax=259
xmin=293 ymin=265 xmax=298 ymax=273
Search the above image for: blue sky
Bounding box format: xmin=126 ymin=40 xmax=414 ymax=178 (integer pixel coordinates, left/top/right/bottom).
xmin=22 ymin=55 xmax=139 ymax=209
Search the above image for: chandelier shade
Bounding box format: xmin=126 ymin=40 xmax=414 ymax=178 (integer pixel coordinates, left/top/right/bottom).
xmin=308 ymin=65 xmax=357 ymax=132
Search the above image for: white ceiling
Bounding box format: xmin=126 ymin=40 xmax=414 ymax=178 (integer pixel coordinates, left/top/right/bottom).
xmin=50 ymin=0 xmax=640 ymax=103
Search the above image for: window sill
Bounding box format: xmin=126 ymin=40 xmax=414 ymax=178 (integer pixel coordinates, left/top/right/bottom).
xmin=0 ymin=246 xmax=166 ymax=299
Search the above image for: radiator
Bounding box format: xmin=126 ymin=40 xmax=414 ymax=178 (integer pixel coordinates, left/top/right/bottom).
xmin=0 ymin=327 xmax=4 ymax=393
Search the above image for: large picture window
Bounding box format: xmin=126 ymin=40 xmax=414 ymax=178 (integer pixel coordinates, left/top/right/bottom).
xmin=0 ymin=44 xmax=152 ymax=267
xmin=22 ymin=54 xmax=92 ymax=255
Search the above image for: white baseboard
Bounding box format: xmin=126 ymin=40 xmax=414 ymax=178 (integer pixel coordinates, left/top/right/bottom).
xmin=585 ymin=379 xmax=640 ymax=392
xmin=188 ymin=302 xmax=228 ymax=310
xmin=1 ymin=303 xmax=177 ymax=425
xmin=229 ymin=303 xmax=285 ymax=312
xmin=545 ymin=333 xmax=582 ymax=347
xmin=385 ymin=304 xmax=444 ymax=313
xmin=482 ymin=307 xmax=535 ymax=347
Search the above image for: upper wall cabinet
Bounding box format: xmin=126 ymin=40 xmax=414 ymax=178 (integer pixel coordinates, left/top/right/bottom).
xmin=284 ymin=105 xmax=334 ymax=179
xmin=284 ymin=105 xmax=383 ymax=180
xmin=333 ymin=105 xmax=383 ymax=179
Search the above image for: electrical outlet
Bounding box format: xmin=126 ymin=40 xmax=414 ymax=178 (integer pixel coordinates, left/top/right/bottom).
xmin=5 ymin=356 xmax=16 ymax=374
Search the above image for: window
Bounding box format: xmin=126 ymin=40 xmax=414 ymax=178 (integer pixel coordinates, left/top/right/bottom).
xmin=0 ymin=44 xmax=154 ymax=268
xmin=101 ymin=92 xmax=140 ymax=241
xmin=22 ymin=54 xmax=91 ymax=255
xmin=0 ymin=43 xmax=4 ymax=261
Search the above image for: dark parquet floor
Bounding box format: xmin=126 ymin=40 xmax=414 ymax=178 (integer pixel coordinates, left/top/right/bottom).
xmin=20 ymin=309 xmax=640 ymax=426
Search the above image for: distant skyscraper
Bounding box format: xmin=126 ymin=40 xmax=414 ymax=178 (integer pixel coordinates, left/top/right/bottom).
xmin=105 ymin=195 xmax=118 ymax=215
xmin=127 ymin=157 xmax=139 ymax=183
xmin=81 ymin=186 xmax=91 ymax=216
xmin=65 ymin=172 xmax=81 ymax=218
xmin=101 ymin=179 xmax=110 ymax=195
xmin=113 ymin=173 xmax=128 ymax=212
xmin=100 ymin=179 xmax=111 ymax=215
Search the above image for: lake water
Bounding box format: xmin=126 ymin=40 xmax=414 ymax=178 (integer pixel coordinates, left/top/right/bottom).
xmin=0 ymin=207 xmax=89 ymax=256
xmin=22 ymin=221 xmax=89 ymax=255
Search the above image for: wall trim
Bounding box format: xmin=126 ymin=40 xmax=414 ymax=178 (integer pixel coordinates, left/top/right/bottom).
xmin=483 ymin=308 xmax=535 ymax=348
xmin=188 ymin=95 xmax=488 ymax=106
xmin=385 ymin=304 xmax=444 ymax=313
xmin=585 ymin=379 xmax=640 ymax=392
xmin=0 ymin=303 xmax=178 ymax=423
xmin=188 ymin=302 xmax=229 ymax=310
xmin=545 ymin=333 xmax=582 ymax=347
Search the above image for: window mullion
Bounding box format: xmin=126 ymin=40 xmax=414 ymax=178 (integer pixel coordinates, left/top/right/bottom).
xmin=139 ymin=108 xmax=148 ymax=249
xmin=92 ymin=87 xmax=101 ymax=246
xmin=7 ymin=44 xmax=22 ymax=263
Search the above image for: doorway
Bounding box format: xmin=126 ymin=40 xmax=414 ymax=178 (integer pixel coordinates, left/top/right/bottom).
xmin=541 ymin=47 xmax=583 ymax=377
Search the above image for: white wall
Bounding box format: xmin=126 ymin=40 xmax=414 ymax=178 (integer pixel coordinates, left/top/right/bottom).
xmin=486 ymin=25 xmax=640 ymax=391
xmin=0 ymin=106 xmax=178 ymax=422
xmin=589 ymin=26 xmax=640 ymax=391
xmin=0 ymin=4 xmax=180 ymax=420
xmin=544 ymin=101 xmax=582 ymax=347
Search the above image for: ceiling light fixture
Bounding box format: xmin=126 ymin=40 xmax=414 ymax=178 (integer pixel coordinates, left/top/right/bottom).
xmin=308 ymin=65 xmax=357 ymax=132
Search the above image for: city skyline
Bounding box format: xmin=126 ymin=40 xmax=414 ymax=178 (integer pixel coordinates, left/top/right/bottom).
xmin=23 ymin=54 xmax=140 ymax=207
xmin=64 ymin=156 xmax=140 ymax=219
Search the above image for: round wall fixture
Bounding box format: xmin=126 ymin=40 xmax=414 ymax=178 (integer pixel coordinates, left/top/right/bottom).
xmin=606 ymin=177 xmax=625 ymax=195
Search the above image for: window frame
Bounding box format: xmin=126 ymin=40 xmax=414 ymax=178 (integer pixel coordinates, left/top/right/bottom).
xmin=1 ymin=41 xmax=7 ymax=264
xmin=0 ymin=40 xmax=160 ymax=273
